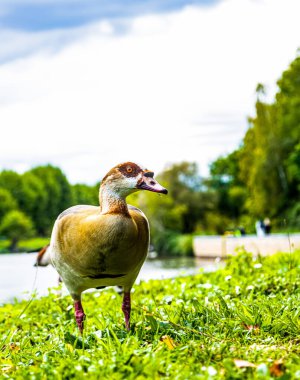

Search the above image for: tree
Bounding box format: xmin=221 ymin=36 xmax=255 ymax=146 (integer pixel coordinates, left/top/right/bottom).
xmin=155 ymin=162 xmax=204 ymax=233
xmin=30 ymin=165 xmax=74 ymax=234
xmin=208 ymin=150 xmax=247 ymax=221
xmin=129 ymin=162 xmax=208 ymax=254
xmin=0 ymin=210 xmax=34 ymax=251
xmin=238 ymin=54 xmax=300 ymax=224
xmin=19 ymin=172 xmax=47 ymax=234
xmin=0 ymin=170 xmax=22 ymax=206
xmin=208 ymin=53 xmax=300 ymax=230
xmin=0 ymin=188 xmax=17 ymax=220
xmin=275 ymin=55 xmax=300 ymax=212
xmin=72 ymin=183 xmax=99 ymax=205
xmin=238 ymin=102 xmax=285 ymax=218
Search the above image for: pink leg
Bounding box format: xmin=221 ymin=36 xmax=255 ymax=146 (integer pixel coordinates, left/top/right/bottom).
xmin=122 ymin=292 xmax=131 ymax=331
xmin=74 ymin=300 xmax=85 ymax=334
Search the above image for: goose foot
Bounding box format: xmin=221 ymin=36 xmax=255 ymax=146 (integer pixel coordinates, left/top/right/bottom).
xmin=74 ymin=300 xmax=86 ymax=334
xmin=122 ymin=292 xmax=131 ymax=331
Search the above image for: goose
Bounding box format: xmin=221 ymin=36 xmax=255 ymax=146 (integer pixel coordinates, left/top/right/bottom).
xmin=48 ymin=162 xmax=167 ymax=333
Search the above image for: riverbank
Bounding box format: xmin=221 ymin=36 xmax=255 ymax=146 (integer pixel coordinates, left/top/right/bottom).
xmin=1 ymin=250 xmax=299 ymax=379
xmin=0 ymin=237 xmax=50 ymax=254
xmin=193 ymin=233 xmax=300 ymax=257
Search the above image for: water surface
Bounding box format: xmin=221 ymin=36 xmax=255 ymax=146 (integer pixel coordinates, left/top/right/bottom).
xmin=0 ymin=253 xmax=221 ymax=304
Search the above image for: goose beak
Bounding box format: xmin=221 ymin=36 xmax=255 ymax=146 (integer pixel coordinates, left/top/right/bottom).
xmin=137 ymin=171 xmax=168 ymax=194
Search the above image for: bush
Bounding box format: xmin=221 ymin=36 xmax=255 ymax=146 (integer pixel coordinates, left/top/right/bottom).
xmin=152 ymin=231 xmax=193 ymax=256
xmin=174 ymin=234 xmax=193 ymax=256
xmin=0 ymin=210 xmax=35 ymax=251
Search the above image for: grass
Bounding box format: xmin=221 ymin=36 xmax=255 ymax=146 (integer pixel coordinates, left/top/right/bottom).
xmin=0 ymin=250 xmax=300 ymax=379
xmin=0 ymin=237 xmax=50 ymax=253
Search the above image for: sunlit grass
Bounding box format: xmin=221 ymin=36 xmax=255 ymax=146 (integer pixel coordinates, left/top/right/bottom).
xmin=18 ymin=237 xmax=50 ymax=252
xmin=0 ymin=237 xmax=50 ymax=253
xmin=0 ymin=239 xmax=10 ymax=253
xmin=1 ymin=250 xmax=300 ymax=379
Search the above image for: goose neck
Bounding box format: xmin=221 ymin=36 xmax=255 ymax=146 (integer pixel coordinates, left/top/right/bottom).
xmin=99 ymin=185 xmax=129 ymax=216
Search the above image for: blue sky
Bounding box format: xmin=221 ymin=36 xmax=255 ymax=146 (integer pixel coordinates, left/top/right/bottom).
xmin=1 ymin=0 xmax=300 ymax=184
xmin=0 ymin=0 xmax=219 ymax=64
xmin=1 ymin=0 xmax=219 ymax=31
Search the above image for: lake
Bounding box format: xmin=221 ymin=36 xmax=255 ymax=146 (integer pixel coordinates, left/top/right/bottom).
xmin=0 ymin=253 xmax=222 ymax=304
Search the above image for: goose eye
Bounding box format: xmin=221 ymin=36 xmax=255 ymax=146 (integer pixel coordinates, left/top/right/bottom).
xmin=127 ymin=167 xmax=133 ymax=173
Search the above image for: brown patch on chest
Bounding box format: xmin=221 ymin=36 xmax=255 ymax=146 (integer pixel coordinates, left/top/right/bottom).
xmin=102 ymin=198 xmax=131 ymax=217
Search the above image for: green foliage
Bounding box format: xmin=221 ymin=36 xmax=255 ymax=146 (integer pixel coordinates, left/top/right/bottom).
xmin=0 ymin=187 xmax=17 ymax=220
xmin=240 ymin=102 xmax=286 ymax=217
xmin=238 ymin=54 xmax=300 ymax=225
xmin=0 ymin=210 xmax=34 ymax=251
xmin=205 ymin=151 xmax=248 ymax=230
xmin=72 ymin=183 xmax=99 ymax=206
xmin=0 ymin=170 xmax=22 ymax=205
xmin=130 ymin=162 xmax=219 ymax=254
xmin=157 ymin=162 xmax=203 ymax=233
xmin=174 ymin=234 xmax=194 ymax=256
xmin=202 ymin=212 xmax=232 ymax=235
xmin=204 ymin=53 xmax=300 ymax=231
xmin=150 ymin=231 xmax=193 ymax=256
xmin=0 ymin=165 xmax=76 ymax=239
xmin=0 ymin=237 xmax=50 ymax=253
xmin=0 ymin=239 xmax=10 ymax=253
xmin=30 ymin=165 xmax=74 ymax=234
xmin=18 ymin=237 xmax=50 ymax=252
xmin=0 ymin=251 xmax=299 ymax=378
xmin=132 ymin=162 xmax=203 ymax=234
xmin=19 ymin=172 xmax=47 ymax=234
xmin=0 ymin=166 xmax=97 ymax=252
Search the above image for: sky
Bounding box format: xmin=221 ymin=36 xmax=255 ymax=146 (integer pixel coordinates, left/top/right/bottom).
xmin=0 ymin=0 xmax=300 ymax=184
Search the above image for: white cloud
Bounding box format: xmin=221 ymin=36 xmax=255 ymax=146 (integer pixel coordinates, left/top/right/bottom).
xmin=0 ymin=0 xmax=300 ymax=183
xmin=0 ymin=21 xmax=115 ymax=63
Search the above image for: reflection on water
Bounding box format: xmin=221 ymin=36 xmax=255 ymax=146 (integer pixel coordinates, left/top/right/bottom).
xmin=0 ymin=253 xmax=222 ymax=304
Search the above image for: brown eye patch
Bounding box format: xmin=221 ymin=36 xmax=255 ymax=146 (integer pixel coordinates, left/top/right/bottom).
xmin=118 ymin=162 xmax=142 ymax=178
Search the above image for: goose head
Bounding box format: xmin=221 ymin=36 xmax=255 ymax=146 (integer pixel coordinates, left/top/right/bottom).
xmin=101 ymin=162 xmax=168 ymax=198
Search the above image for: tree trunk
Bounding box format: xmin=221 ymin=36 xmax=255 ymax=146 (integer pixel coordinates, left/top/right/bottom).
xmin=10 ymin=237 xmax=18 ymax=252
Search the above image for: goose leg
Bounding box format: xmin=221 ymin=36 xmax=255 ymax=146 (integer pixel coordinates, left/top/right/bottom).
xmin=74 ymin=297 xmax=85 ymax=334
xmin=122 ymin=292 xmax=131 ymax=331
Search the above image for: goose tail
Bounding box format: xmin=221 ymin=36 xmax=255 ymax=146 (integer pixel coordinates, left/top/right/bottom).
xmin=34 ymin=244 xmax=51 ymax=267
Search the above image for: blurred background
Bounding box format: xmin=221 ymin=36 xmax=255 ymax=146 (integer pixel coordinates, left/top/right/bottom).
xmin=0 ymin=0 xmax=300 ymax=300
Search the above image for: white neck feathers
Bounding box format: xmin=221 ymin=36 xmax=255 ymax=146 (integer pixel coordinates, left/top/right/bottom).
xmin=99 ymin=185 xmax=129 ymax=216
